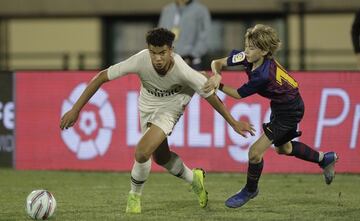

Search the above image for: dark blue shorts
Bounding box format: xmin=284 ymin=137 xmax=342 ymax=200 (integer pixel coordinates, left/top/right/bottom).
xmin=263 ymin=95 xmax=304 ymax=146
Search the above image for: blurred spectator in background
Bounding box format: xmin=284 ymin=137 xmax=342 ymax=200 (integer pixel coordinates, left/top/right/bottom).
xmin=158 ymin=0 xmax=211 ymax=70
xmin=351 ymin=10 xmax=360 ymax=68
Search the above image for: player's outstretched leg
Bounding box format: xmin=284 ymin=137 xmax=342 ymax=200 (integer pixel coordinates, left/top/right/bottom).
xmin=319 ymin=152 xmax=339 ymax=185
xmin=191 ymin=168 xmax=208 ymax=208
xmin=225 ymin=187 xmax=259 ymax=208
xmin=126 ymin=192 xmax=141 ymax=214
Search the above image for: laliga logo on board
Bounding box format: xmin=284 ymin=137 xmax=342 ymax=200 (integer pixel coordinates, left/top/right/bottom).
xmin=61 ymin=83 xmax=116 ymax=160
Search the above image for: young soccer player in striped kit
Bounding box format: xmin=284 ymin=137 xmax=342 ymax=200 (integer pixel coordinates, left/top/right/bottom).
xmin=203 ymin=24 xmax=338 ymax=208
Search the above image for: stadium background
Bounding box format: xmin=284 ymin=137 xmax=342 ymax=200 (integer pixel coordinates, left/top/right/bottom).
xmin=0 ymin=0 xmax=360 ymax=173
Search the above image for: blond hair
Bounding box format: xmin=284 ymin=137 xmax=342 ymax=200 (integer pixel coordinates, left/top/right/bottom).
xmin=245 ymin=24 xmax=281 ymax=59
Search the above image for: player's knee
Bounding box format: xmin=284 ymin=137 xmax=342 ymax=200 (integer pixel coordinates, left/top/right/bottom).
xmin=248 ymin=149 xmax=262 ymax=163
xmin=135 ymin=150 xmax=150 ymax=163
xmin=275 ymin=147 xmax=286 ymax=155
xmin=275 ymin=144 xmax=292 ymax=155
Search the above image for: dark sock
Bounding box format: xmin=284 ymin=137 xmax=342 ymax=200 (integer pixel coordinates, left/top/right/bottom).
xmin=290 ymin=141 xmax=320 ymax=163
xmin=245 ymin=159 xmax=264 ymax=193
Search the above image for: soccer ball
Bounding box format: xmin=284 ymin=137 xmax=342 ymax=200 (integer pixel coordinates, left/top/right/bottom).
xmin=25 ymin=190 xmax=56 ymax=220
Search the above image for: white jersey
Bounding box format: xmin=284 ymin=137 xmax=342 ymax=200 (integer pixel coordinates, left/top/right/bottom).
xmin=107 ymin=49 xmax=213 ymax=114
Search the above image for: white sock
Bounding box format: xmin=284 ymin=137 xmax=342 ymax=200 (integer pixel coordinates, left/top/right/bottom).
xmin=130 ymin=159 xmax=151 ymax=195
xmin=162 ymin=152 xmax=193 ymax=184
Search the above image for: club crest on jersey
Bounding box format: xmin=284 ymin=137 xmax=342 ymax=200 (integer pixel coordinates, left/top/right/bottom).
xmin=232 ymin=52 xmax=245 ymax=63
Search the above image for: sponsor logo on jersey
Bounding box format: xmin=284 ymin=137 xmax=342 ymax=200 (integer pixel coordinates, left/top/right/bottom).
xmin=146 ymin=85 xmax=183 ymax=97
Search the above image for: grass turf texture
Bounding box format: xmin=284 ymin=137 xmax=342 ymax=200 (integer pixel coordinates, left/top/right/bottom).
xmin=1 ymin=169 xmax=359 ymax=221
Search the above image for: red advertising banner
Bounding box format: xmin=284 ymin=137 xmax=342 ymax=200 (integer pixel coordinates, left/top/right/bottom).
xmin=15 ymin=71 xmax=360 ymax=173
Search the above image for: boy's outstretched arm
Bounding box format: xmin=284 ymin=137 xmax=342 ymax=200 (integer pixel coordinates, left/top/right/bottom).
xmin=203 ymin=57 xmax=242 ymax=99
xmin=205 ymin=93 xmax=255 ymax=137
xmin=202 ymin=57 xmax=227 ymax=93
xmin=60 ymin=69 xmax=109 ymax=130
xmin=218 ymin=83 xmax=242 ymax=99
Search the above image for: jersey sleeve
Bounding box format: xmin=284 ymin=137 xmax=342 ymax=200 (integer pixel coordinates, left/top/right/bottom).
xmin=179 ymin=58 xmax=214 ymax=98
xmin=226 ymin=50 xmax=251 ymax=68
xmin=237 ymin=71 xmax=268 ymax=98
xmin=107 ymin=50 xmax=144 ymax=80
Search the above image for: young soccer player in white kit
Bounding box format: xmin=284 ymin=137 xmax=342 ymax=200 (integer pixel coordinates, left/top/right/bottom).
xmin=60 ymin=28 xmax=255 ymax=213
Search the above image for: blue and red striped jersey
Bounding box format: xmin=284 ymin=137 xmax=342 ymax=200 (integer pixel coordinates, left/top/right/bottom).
xmin=227 ymin=49 xmax=299 ymax=104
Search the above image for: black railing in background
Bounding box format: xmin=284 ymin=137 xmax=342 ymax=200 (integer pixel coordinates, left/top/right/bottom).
xmin=0 ymin=49 xmax=357 ymax=71
xmin=296 ymin=49 xmax=358 ymax=70
xmin=0 ymin=52 xmax=101 ymax=71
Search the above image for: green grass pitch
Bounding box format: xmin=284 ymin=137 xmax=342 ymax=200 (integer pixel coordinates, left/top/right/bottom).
xmin=1 ymin=169 xmax=359 ymax=221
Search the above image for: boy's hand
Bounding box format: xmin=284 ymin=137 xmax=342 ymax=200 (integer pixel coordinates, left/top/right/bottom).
xmin=203 ymin=74 xmax=222 ymax=93
xmin=231 ymin=121 xmax=256 ymax=138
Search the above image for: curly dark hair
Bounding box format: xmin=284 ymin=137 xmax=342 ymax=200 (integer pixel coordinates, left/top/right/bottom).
xmin=146 ymin=28 xmax=175 ymax=47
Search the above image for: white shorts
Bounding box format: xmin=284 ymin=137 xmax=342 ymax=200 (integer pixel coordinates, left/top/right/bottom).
xmin=139 ymin=107 xmax=184 ymax=136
